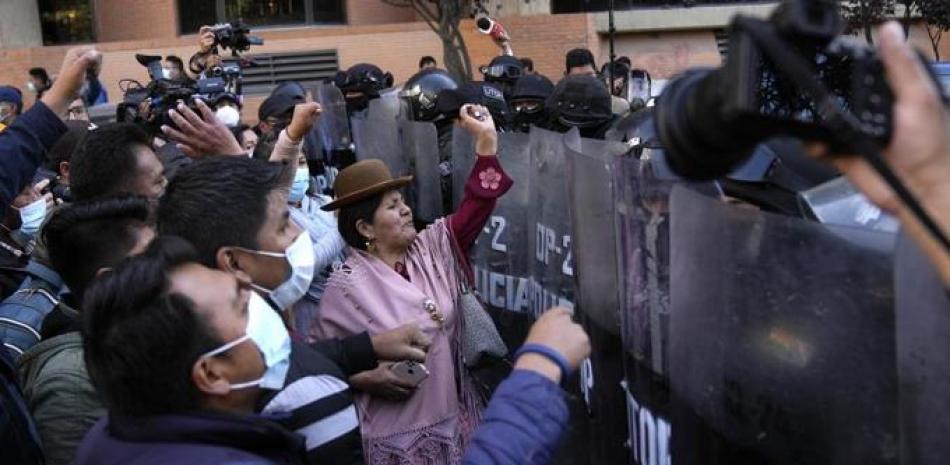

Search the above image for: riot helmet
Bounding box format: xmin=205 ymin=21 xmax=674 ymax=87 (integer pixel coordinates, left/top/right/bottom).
xmin=398 ymin=69 xmax=459 ymax=123
xmin=511 ymin=74 xmax=555 ymax=133
xmin=437 ymin=81 xmax=511 ymax=131
xmin=480 ymin=55 xmax=523 ymax=99
xmin=547 ymin=75 xmax=614 ymax=137
xmin=333 ymin=63 xmax=394 ymax=114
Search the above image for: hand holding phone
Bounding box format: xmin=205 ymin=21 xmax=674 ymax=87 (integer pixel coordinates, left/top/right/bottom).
xmin=389 ymin=360 xmax=429 ymax=387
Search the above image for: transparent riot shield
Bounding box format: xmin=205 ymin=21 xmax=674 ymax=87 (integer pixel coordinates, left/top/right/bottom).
xmin=527 ymin=127 xmax=575 ymax=316
xmin=368 ymin=90 xmax=402 ymax=121
xmin=895 ymin=233 xmax=950 ymax=465
xmin=350 ymin=117 xmax=400 ymax=165
xmin=668 ymin=185 xmax=897 ymax=465
xmin=310 ymin=83 xmax=353 ymax=193
xmin=397 ymin=120 xmax=441 ymax=224
xmin=451 ymin=126 xmax=476 ymax=211
xmin=564 ymin=130 xmax=631 ymax=464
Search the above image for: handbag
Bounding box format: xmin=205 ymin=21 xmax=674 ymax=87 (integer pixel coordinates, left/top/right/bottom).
xmin=450 ymin=236 xmax=508 ymax=368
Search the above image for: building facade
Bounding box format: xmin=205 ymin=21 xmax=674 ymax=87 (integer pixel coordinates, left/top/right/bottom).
xmin=0 ymin=1 xmax=946 ymax=120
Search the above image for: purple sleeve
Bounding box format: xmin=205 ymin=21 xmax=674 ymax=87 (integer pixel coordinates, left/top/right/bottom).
xmin=461 ymin=370 xmax=569 ymax=465
xmin=448 ymin=155 xmax=513 ymax=255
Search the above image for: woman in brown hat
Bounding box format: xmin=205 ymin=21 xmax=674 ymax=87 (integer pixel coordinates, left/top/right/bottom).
xmin=311 ymin=104 xmax=510 ymax=465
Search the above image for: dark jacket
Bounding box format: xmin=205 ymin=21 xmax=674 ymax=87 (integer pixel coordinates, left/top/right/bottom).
xmin=74 ymin=410 xmax=308 ymax=465
xmin=462 ymin=370 xmax=569 ymax=465
xmin=0 ymin=101 xmax=66 ymax=219
xmin=18 ymin=331 xmax=104 ymax=465
xmin=0 ymin=343 xmax=43 ymax=465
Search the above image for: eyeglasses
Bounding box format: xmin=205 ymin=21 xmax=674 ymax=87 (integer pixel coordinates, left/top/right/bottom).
xmin=480 ymin=64 xmax=522 ymax=80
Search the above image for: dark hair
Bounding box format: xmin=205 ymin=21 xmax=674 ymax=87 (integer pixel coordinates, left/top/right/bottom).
xmin=251 ymin=130 xmax=278 ymax=161
xmin=565 ymin=48 xmax=596 ymax=73
xmin=164 ymin=55 xmax=185 ymax=72
xmin=71 ymin=123 xmax=153 ymax=201
xmin=82 ymin=235 xmax=220 ymax=417
xmin=337 ymin=193 xmax=385 ymax=251
xmin=45 ymin=121 xmax=90 ymax=172
xmin=44 ymin=195 xmax=152 ymax=302
xmin=158 ymin=156 xmax=291 ymax=267
xmin=519 ymin=57 xmax=534 ymax=72
xmin=29 ymin=67 xmax=50 ymax=85
xmin=419 ymin=56 xmax=437 ymax=68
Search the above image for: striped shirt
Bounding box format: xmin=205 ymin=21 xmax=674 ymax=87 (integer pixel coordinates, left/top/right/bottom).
xmin=260 ymin=341 xmax=370 ymax=465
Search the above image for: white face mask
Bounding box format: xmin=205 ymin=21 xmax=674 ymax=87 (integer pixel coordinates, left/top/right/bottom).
xmin=245 ymin=231 xmax=316 ymax=311
xmin=17 ymin=197 xmax=47 ymax=237
xmin=215 ymin=105 xmax=241 ymax=128
xmin=25 ymin=82 xmax=37 ymax=93
xmin=200 ymin=291 xmax=291 ymax=391
xmin=161 ymin=68 xmax=173 ymax=80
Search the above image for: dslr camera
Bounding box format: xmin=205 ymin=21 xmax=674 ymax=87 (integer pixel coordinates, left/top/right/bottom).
xmin=655 ymin=0 xmax=901 ymax=180
xmin=209 ymin=21 xmax=263 ymax=56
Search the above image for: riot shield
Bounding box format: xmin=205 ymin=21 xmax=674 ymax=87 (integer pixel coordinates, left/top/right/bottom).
xmin=800 ymin=176 xmax=900 ymax=233
xmin=310 ymin=83 xmax=352 ymax=193
xmin=895 ymin=233 xmax=950 ymax=465
xmin=564 ymin=130 xmax=631 ymax=464
xmin=668 ymin=186 xmax=897 ymax=465
xmin=451 ymin=126 xmax=476 ymax=211
xmin=397 ymin=120 xmax=441 ymax=223
xmin=368 ymin=89 xmax=402 ymax=121
xmin=526 ymin=127 xmax=575 ymax=316
xmin=350 ymin=116 xmax=401 ymax=167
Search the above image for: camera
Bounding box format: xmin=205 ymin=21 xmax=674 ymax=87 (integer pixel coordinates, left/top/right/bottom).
xmin=209 ymin=21 xmax=263 ymax=56
xmin=117 ymin=54 xmax=243 ymax=133
xmin=654 ymin=0 xmax=897 ymax=180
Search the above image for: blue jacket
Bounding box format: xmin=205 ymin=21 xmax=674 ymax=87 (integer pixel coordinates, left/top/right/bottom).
xmin=463 ymin=370 xmax=569 ymax=465
xmin=0 ymin=101 xmax=67 ymax=218
xmin=74 ymin=410 xmax=307 ymax=465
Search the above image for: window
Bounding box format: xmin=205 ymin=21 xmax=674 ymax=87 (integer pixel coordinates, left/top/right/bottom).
xmin=38 ymin=0 xmax=96 ymax=45
xmin=178 ymin=0 xmax=344 ymax=35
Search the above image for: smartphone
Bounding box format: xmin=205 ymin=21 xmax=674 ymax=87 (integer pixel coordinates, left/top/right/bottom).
xmin=390 ymin=361 xmax=429 ymax=387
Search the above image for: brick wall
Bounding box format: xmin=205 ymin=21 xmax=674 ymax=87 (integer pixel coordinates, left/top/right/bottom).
xmin=95 ymin=0 xmax=178 ymax=42
xmin=346 ymin=0 xmax=417 ymax=26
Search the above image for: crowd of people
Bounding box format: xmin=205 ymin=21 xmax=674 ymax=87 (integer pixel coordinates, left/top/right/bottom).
xmin=0 ymin=14 xmax=948 ymax=465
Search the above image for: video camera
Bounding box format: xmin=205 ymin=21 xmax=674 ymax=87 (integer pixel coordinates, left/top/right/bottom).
xmin=209 ymin=21 xmax=263 ymax=56
xmin=117 ymin=53 xmax=244 ymax=133
xmin=654 ymin=0 xmax=911 ymax=180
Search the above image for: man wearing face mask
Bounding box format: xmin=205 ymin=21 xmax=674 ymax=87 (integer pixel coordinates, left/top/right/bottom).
xmin=210 ymin=94 xmax=243 ymax=129
xmin=75 ymin=236 xmax=309 ymax=465
xmin=0 ymin=179 xmax=55 ymax=299
xmin=547 ymin=74 xmax=617 ymax=140
xmin=333 ymin=63 xmax=394 ymax=118
xmin=510 ymin=74 xmax=555 ymax=133
xmin=0 ymin=86 xmax=23 ymax=132
xmin=158 ymin=155 xmax=431 ymax=465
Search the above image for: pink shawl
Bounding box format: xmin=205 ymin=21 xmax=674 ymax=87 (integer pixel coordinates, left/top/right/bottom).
xmin=311 ymin=219 xmax=483 ymax=465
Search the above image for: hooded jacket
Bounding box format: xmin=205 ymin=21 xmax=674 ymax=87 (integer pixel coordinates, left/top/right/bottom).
xmin=17 ymin=331 xmax=104 ymax=465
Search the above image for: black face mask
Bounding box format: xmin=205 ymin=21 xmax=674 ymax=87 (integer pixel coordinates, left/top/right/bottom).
xmin=345 ymin=95 xmax=371 ymax=115
xmin=513 ymin=107 xmax=548 ymax=133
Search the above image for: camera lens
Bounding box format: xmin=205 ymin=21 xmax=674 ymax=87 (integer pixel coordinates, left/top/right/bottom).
xmin=655 ymin=69 xmax=765 ymax=180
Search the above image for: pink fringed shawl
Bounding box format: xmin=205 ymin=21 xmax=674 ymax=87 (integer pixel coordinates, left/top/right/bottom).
xmin=311 ymin=219 xmax=484 ymax=465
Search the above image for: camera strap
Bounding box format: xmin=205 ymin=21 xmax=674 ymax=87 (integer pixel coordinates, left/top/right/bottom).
xmin=735 ymin=16 xmax=950 ymax=254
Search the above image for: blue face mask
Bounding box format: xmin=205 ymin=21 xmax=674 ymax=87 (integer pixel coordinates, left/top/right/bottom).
xmin=288 ymin=167 xmax=310 ymax=204
xmin=17 ymin=197 xmax=46 ymax=237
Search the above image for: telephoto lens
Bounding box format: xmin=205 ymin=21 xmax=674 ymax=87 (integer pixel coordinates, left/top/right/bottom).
xmin=653 ymin=68 xmax=759 ymax=180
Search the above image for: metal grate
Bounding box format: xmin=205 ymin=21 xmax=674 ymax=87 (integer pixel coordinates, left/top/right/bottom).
xmin=714 ymin=29 xmax=730 ymax=61
xmin=227 ymin=49 xmax=339 ymax=95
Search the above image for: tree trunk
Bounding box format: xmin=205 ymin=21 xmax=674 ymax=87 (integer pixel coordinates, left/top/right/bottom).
xmin=437 ymin=0 xmax=472 ymax=83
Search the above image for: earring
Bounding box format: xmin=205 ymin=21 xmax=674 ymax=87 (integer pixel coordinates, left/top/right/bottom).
xmin=365 ymin=238 xmax=377 ymax=253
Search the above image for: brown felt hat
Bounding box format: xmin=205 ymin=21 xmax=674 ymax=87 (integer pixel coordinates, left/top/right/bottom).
xmin=321 ymin=159 xmax=413 ymax=211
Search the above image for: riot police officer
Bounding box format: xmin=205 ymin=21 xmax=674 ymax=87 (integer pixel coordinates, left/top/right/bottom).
xmin=333 ymin=63 xmax=394 ymax=118
xmin=510 ymin=74 xmax=555 ymax=133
